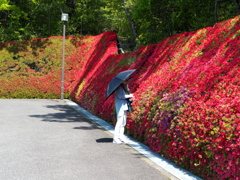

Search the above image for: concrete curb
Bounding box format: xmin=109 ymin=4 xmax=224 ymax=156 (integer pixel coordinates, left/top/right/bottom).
xmin=64 ymin=99 xmax=203 ymax=180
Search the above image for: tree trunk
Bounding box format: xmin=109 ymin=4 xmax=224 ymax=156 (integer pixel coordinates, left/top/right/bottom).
xmin=214 ymin=0 xmax=219 ymax=23
xmin=122 ymin=0 xmax=138 ymax=47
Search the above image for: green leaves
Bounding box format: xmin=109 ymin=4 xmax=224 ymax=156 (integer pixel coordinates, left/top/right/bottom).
xmin=1 ymin=0 xmax=239 ymax=48
xmin=0 ymin=0 xmax=16 ymax=10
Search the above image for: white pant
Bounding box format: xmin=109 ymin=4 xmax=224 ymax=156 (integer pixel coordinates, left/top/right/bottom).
xmin=114 ymin=111 xmax=127 ymax=140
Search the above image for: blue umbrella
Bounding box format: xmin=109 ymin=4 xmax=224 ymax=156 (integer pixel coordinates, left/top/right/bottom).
xmin=105 ymin=69 xmax=136 ymax=100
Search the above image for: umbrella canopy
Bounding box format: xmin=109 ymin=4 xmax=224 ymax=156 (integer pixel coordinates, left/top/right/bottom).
xmin=105 ymin=69 xmax=136 ymax=100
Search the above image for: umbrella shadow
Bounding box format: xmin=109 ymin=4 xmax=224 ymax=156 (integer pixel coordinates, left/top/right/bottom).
xmin=96 ymin=138 xmax=113 ymax=143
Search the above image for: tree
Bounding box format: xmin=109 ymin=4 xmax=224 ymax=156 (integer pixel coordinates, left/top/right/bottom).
xmin=215 ymin=0 xmax=240 ymax=23
xmin=0 ymin=0 xmax=25 ymax=41
xmin=0 ymin=0 xmax=239 ymax=46
xmin=122 ymin=0 xmax=137 ymax=43
xmin=131 ymin=0 xmax=238 ymax=45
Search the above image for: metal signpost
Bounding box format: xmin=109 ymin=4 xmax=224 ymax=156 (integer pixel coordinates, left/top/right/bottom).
xmin=61 ymin=13 xmax=68 ymax=100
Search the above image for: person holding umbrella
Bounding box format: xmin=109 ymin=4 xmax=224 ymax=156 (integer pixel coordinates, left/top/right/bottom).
xmin=106 ymin=69 xmax=136 ymax=144
xmin=113 ymin=80 xmax=134 ymax=144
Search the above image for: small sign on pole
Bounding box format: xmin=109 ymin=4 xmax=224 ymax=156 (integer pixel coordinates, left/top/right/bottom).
xmin=61 ymin=13 xmax=69 ymax=22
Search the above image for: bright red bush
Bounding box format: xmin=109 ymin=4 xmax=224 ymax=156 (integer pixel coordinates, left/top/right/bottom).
xmin=69 ymin=16 xmax=239 ymax=179
xmin=0 ymin=33 xmax=118 ymax=98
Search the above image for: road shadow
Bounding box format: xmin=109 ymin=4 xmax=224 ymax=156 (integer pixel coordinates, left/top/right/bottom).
xmin=29 ymin=103 xmax=103 ymax=131
xmin=96 ymin=138 xmax=113 ymax=143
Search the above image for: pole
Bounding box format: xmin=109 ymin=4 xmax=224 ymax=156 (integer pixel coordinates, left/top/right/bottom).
xmin=61 ymin=21 xmax=66 ymax=100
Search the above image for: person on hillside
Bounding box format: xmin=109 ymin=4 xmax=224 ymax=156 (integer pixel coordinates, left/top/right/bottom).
xmin=113 ymin=80 xmax=134 ymax=144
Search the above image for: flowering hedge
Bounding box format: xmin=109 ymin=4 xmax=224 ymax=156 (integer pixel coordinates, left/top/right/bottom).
xmin=0 ymin=36 xmax=71 ymax=98
xmin=0 ymin=34 xmax=115 ymax=98
xmin=70 ymin=16 xmax=240 ymax=179
xmin=0 ymin=16 xmax=239 ymax=179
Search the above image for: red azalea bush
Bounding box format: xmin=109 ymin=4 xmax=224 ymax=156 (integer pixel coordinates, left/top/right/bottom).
xmin=0 ymin=33 xmax=118 ymax=98
xmin=70 ymin=16 xmax=239 ymax=179
xmin=0 ymin=16 xmax=239 ymax=179
xmin=0 ymin=36 xmax=70 ymax=98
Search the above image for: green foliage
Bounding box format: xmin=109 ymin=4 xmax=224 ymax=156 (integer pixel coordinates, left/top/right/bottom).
xmin=130 ymin=0 xmax=239 ymax=45
xmin=132 ymin=0 xmax=211 ymax=45
xmin=0 ymin=0 xmax=239 ymax=48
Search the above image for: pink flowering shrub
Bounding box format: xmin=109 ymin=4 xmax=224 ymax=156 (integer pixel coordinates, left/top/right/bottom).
xmin=125 ymin=16 xmax=239 ymax=179
xmin=0 ymin=36 xmax=72 ymax=98
xmin=70 ymin=16 xmax=239 ymax=179
xmin=0 ymin=16 xmax=239 ymax=179
xmin=0 ymin=32 xmax=118 ymax=98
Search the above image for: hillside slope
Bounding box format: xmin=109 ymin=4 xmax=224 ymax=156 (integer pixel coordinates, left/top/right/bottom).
xmin=71 ymin=16 xmax=240 ymax=179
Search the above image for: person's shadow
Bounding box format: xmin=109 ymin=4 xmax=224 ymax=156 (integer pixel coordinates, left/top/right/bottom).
xmin=96 ymin=138 xmax=113 ymax=143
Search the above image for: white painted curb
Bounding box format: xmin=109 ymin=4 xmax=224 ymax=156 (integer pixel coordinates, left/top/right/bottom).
xmin=64 ymin=99 xmax=203 ymax=180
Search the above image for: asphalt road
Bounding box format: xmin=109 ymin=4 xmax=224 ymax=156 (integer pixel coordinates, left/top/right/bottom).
xmin=0 ymin=99 xmax=168 ymax=180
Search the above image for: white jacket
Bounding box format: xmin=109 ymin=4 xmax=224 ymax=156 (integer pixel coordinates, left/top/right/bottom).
xmin=114 ymin=85 xmax=132 ymax=116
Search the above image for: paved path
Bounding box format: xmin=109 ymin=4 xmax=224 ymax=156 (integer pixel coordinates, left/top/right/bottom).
xmin=0 ymin=99 xmax=169 ymax=180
